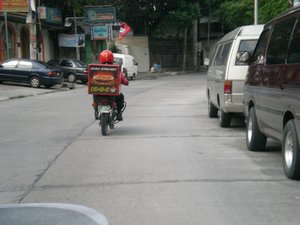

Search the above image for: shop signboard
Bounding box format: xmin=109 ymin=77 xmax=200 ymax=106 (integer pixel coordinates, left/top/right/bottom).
xmin=58 ymin=34 xmax=85 ymax=47
xmin=84 ymin=6 xmax=116 ymax=24
xmin=91 ymin=25 xmax=110 ymax=40
xmin=45 ymin=7 xmax=62 ymax=25
xmin=0 ymin=0 xmax=28 ymax=12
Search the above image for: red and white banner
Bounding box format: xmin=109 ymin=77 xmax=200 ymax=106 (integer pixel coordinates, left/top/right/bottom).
xmin=118 ymin=22 xmax=131 ymax=40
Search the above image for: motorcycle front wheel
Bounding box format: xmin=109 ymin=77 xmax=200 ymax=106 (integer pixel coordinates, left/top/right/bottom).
xmin=100 ymin=113 xmax=109 ymax=136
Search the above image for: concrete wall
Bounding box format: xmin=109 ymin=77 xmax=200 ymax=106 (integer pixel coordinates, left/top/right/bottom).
xmin=114 ymin=36 xmax=150 ymax=72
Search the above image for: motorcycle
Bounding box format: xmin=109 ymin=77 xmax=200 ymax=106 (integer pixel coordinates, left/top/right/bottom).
xmin=94 ymin=96 xmax=126 ymax=136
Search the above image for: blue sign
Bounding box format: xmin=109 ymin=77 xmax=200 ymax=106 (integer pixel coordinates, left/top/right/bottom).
xmin=46 ymin=7 xmax=62 ymax=25
xmin=91 ymin=25 xmax=109 ymax=40
xmin=84 ymin=6 xmax=116 ymax=24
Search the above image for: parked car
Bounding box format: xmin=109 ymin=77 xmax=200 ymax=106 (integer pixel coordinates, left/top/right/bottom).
xmin=47 ymin=58 xmax=88 ymax=83
xmin=242 ymin=6 xmax=300 ymax=179
xmin=113 ymin=53 xmax=138 ymax=80
xmin=207 ymin=25 xmax=264 ymax=127
xmin=0 ymin=58 xmax=63 ymax=88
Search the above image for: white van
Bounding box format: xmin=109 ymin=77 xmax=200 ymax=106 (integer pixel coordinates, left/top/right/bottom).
xmin=113 ymin=53 xmax=138 ymax=80
xmin=206 ymin=25 xmax=264 ymax=127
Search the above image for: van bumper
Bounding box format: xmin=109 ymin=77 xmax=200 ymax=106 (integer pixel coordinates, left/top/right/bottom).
xmin=223 ymin=93 xmax=244 ymax=113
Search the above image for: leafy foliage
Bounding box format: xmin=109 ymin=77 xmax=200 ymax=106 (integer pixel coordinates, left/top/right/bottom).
xmin=167 ymin=1 xmax=200 ymax=28
xmin=205 ymin=0 xmax=290 ymax=31
xmin=259 ymin=0 xmax=290 ymax=23
xmin=45 ymin=0 xmax=290 ymax=36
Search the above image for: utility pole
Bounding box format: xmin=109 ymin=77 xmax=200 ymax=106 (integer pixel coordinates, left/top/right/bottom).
xmin=193 ymin=19 xmax=198 ymax=71
xmin=254 ymin=0 xmax=258 ymax=25
xmin=74 ymin=9 xmax=80 ymax=60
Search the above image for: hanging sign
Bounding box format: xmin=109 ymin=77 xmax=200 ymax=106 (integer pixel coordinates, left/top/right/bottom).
xmin=58 ymin=34 xmax=85 ymax=47
xmin=0 ymin=0 xmax=28 ymax=12
xmin=84 ymin=6 xmax=116 ymax=24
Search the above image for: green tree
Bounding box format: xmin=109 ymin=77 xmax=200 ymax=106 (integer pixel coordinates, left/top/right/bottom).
xmin=259 ymin=0 xmax=290 ymax=23
xmin=167 ymin=1 xmax=200 ymax=70
xmin=206 ymin=0 xmax=290 ymax=31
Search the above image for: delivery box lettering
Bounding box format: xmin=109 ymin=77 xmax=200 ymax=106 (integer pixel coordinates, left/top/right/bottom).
xmin=88 ymin=64 xmax=121 ymax=96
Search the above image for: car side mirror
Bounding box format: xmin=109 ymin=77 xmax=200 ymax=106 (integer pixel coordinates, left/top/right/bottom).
xmin=236 ymin=51 xmax=251 ymax=65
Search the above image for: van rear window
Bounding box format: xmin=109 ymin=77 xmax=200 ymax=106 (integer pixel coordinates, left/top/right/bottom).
xmin=214 ymin=42 xmax=232 ymax=65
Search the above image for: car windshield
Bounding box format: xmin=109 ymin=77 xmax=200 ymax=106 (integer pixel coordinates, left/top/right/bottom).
xmin=73 ymin=60 xmax=86 ymax=68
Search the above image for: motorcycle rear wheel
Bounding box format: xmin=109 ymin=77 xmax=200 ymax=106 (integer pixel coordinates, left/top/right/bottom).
xmin=100 ymin=114 xmax=109 ymax=136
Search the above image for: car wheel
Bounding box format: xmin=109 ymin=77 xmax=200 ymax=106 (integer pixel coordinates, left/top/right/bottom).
xmin=246 ymin=107 xmax=267 ymax=151
xmin=30 ymin=76 xmax=41 ymax=88
xmin=67 ymin=73 xmax=76 ymax=83
xmin=283 ymin=120 xmax=300 ymax=179
xmin=218 ymin=108 xmax=231 ymax=127
xmin=208 ymin=99 xmax=218 ymax=118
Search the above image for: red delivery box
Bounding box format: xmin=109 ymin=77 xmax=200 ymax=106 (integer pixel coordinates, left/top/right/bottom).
xmin=88 ymin=64 xmax=121 ymax=96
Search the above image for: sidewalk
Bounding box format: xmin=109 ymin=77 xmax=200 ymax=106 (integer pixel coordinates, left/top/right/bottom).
xmin=0 ymin=83 xmax=75 ymax=102
xmin=137 ymin=70 xmax=205 ymax=80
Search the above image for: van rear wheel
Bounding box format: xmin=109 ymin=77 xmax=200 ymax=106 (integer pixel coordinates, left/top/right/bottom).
xmin=283 ymin=120 xmax=300 ymax=180
xmin=218 ymin=108 xmax=231 ymax=127
xmin=208 ymin=100 xmax=218 ymax=118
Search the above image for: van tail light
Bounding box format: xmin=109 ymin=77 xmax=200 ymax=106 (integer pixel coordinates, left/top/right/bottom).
xmin=224 ymin=80 xmax=232 ymax=94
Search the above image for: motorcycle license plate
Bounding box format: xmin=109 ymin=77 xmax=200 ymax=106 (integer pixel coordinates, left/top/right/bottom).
xmin=98 ymin=105 xmax=111 ymax=113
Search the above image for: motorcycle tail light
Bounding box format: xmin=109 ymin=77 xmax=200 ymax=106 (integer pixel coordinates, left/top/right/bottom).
xmin=100 ymin=98 xmax=108 ymax=105
xmin=224 ymin=80 xmax=232 ymax=94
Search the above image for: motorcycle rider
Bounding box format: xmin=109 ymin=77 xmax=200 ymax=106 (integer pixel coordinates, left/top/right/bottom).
xmin=93 ymin=50 xmax=129 ymax=121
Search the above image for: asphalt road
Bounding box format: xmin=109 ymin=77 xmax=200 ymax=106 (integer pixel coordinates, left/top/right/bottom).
xmin=1 ymin=73 xmax=300 ymax=225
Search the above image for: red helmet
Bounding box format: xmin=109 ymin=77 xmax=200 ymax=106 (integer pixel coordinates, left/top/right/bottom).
xmin=99 ymin=50 xmax=114 ymax=64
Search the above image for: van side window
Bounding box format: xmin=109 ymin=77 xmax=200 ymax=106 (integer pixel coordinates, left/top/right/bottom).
xmin=287 ymin=19 xmax=300 ymax=64
xmin=266 ymin=18 xmax=296 ymax=65
xmin=251 ymin=29 xmax=270 ymax=64
xmin=214 ymin=42 xmax=232 ymax=65
xmin=236 ymin=40 xmax=258 ymax=65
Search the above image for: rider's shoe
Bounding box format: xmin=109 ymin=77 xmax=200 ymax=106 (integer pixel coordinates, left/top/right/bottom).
xmin=117 ymin=112 xmax=123 ymax=121
xmin=94 ymin=110 xmax=99 ymax=120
